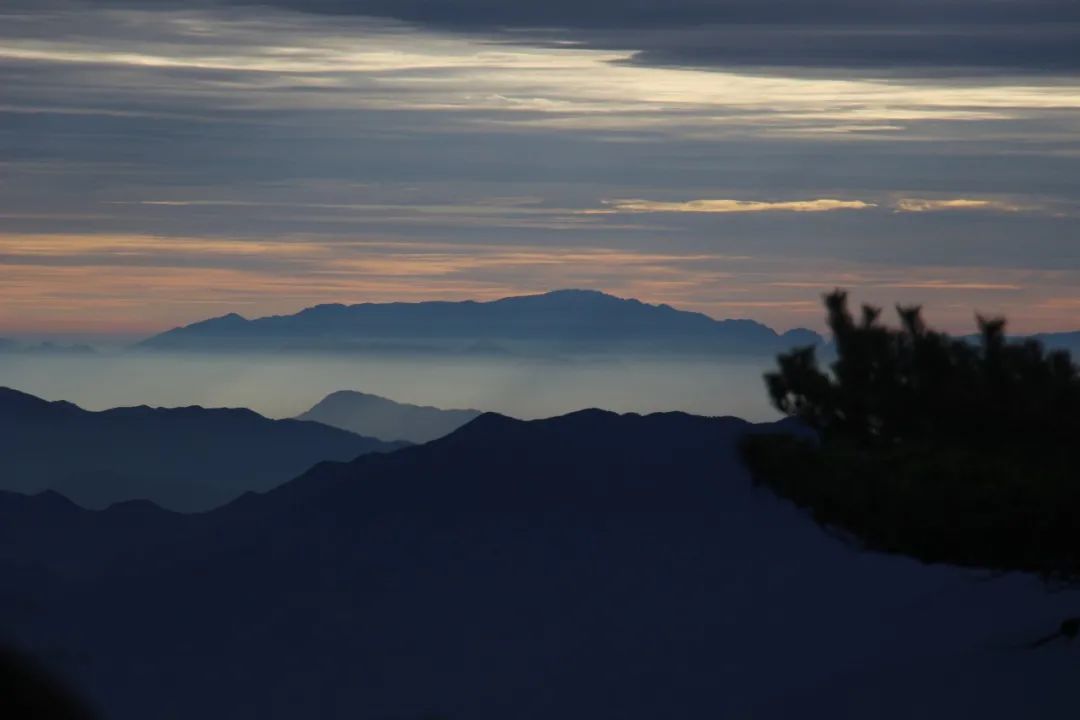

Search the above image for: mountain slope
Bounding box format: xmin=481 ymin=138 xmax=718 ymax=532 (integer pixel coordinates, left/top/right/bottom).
xmin=296 ymin=390 xmax=482 ymax=442
xmin=0 ymin=410 xmax=1075 ymax=720
xmin=0 ymin=387 xmax=406 ymax=512
xmin=139 ymin=289 xmax=822 ymax=355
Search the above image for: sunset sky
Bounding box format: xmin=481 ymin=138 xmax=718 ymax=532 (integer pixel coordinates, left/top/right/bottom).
xmin=2 ymin=0 xmax=1079 ymax=337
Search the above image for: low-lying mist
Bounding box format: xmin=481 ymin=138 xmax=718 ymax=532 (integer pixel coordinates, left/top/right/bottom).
xmin=1 ymin=351 xmax=779 ymax=421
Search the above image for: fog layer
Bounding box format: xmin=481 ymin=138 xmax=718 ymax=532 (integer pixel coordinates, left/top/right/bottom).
xmin=0 ymin=352 xmax=778 ymax=421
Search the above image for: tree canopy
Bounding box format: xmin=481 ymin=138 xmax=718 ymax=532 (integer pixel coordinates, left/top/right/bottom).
xmin=744 ymin=290 xmax=1080 ymax=584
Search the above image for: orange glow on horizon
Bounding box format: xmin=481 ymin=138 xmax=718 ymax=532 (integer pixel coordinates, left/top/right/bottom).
xmin=2 ymin=232 xmax=1079 ymax=338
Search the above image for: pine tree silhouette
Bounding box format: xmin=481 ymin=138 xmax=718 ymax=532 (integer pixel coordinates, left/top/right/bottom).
xmin=747 ymin=289 xmax=1080 ymax=586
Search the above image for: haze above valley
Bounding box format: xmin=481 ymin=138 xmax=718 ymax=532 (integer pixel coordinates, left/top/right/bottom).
xmin=0 ymin=290 xmax=790 ymax=421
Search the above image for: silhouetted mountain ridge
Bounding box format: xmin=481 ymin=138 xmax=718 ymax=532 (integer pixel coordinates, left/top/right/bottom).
xmin=0 ymin=387 xmax=80 ymax=416
xmin=139 ymin=289 xmax=823 ymax=355
xmin=0 ymin=407 xmax=1074 ymax=720
xmin=1031 ymin=330 xmax=1080 ymax=354
xmin=0 ymin=387 xmax=406 ymax=512
xmin=226 ymin=408 xmax=751 ymax=514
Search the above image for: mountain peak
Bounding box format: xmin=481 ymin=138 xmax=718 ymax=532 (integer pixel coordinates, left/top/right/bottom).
xmin=297 ymin=390 xmax=484 ymax=443
xmin=199 ymin=311 xmax=247 ymax=325
xmin=496 ymin=289 xmax=634 ymax=307
xmin=537 ymin=288 xmax=616 ymax=299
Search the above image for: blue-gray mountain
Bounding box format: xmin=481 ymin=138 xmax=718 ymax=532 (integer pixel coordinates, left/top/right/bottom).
xmin=0 ymin=409 xmax=1074 ymax=720
xmin=139 ymin=289 xmax=822 ymax=356
xmin=0 ymin=387 xmax=405 ymax=512
xmin=297 ymin=390 xmax=482 ymax=443
xmin=947 ymin=330 xmax=1080 ymax=357
xmin=1032 ymin=331 xmax=1080 ymax=355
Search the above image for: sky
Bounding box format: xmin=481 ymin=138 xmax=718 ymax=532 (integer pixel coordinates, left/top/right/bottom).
xmin=2 ymin=0 xmax=1079 ymax=337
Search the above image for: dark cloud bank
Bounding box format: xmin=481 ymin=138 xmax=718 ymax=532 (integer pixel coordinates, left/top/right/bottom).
xmin=74 ymin=0 xmax=1080 ymax=75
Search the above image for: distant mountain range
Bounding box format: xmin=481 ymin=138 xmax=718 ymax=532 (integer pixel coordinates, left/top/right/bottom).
xmin=0 ymin=387 xmax=405 ymax=512
xmin=1 ymin=409 xmax=1074 ymax=720
xmin=297 ymin=390 xmax=482 ymax=443
xmin=139 ymin=289 xmax=823 ymax=356
xmin=0 ymin=338 xmax=95 ymax=354
xmin=1032 ymin=330 xmax=1080 ymax=355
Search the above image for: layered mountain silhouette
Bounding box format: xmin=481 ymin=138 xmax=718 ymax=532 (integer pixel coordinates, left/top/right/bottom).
xmin=0 ymin=387 xmax=405 ymax=512
xmin=0 ymin=410 xmax=1074 ymax=720
xmin=951 ymin=329 xmax=1080 ymax=356
xmin=1033 ymin=330 xmax=1080 ymax=355
xmin=139 ymin=289 xmax=822 ymax=356
xmin=297 ymin=390 xmax=482 ymax=443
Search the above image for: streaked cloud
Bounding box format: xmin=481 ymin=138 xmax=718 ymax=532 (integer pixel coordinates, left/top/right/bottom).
xmin=894 ymin=198 xmax=1032 ymax=213
xmin=592 ymin=198 xmax=876 ymax=214
xmin=90 ymin=0 xmax=1079 ymax=78
xmin=2 ymin=8 xmax=1079 ymax=138
xmin=590 ymin=195 xmax=1053 ymax=217
xmin=881 ymin=281 xmax=1023 ymax=291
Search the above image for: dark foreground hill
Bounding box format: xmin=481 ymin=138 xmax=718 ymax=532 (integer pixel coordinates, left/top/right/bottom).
xmin=0 ymin=387 xmax=405 ymax=512
xmin=0 ymin=409 xmax=1075 ymax=720
xmin=139 ymin=289 xmax=821 ymax=356
xmin=297 ymin=390 xmax=482 ymax=442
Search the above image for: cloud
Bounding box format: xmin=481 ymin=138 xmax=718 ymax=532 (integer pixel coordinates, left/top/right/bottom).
xmin=593 ymin=198 xmax=876 ymax=214
xmin=881 ymin=281 xmax=1023 ymax=291
xmin=199 ymin=0 xmax=1080 ymax=76
xmin=0 ymin=3 xmax=1078 ymax=337
xmin=4 ymin=6 xmax=1079 ymax=137
xmin=894 ymin=198 xmax=1031 ymax=213
xmin=224 ymin=0 xmax=1077 ymax=26
xmin=612 ymin=25 xmax=1080 ymax=78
